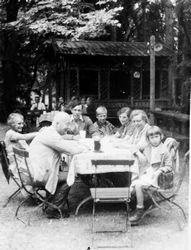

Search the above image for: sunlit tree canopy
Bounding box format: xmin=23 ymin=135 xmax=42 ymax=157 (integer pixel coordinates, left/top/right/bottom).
xmin=5 ymin=0 xmax=123 ymax=40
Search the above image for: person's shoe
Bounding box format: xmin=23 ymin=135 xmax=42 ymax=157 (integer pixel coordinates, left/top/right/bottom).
xmin=46 ymin=210 xmax=62 ymax=219
xmin=62 ymin=210 xmax=70 ymax=218
xmin=129 ymin=208 xmax=144 ymax=225
xmin=45 ymin=209 xmax=70 ymax=219
xmin=144 ymin=197 xmax=154 ymax=211
xmin=129 ymin=196 xmax=137 ymax=211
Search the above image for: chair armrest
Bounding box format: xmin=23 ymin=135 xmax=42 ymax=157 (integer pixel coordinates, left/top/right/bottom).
xmin=157 ymin=171 xmax=174 ymax=190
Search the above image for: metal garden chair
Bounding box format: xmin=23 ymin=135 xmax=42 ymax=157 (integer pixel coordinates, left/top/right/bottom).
xmin=90 ymin=159 xmax=134 ymax=249
xmin=0 ymin=141 xmax=22 ymax=207
xmin=141 ymin=137 xmax=187 ymax=229
xmin=12 ymin=146 xmax=64 ymax=224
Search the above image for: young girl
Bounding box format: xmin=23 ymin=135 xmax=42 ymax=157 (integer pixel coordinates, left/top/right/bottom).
xmin=129 ymin=125 xmax=172 ymax=225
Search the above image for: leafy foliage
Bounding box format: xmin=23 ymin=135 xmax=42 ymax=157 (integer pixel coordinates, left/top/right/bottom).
xmin=8 ymin=0 xmax=122 ymax=40
xmin=117 ymin=0 xmax=166 ymax=42
xmin=175 ymin=0 xmax=191 ymax=112
xmin=0 ymin=0 xmax=123 ymax=114
xmin=0 ymin=0 xmax=190 ymax=116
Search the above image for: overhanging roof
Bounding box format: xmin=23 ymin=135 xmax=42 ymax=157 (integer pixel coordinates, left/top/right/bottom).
xmin=52 ymin=40 xmax=173 ymax=57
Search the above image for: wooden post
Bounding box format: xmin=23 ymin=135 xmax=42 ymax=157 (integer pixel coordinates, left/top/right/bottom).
xmin=130 ymin=71 xmax=134 ymax=107
xmin=169 ymin=56 xmax=176 ymax=107
xmin=58 ymin=56 xmax=64 ymax=99
xmin=150 ymin=35 xmax=155 ymax=124
xmin=48 ymin=80 xmax=52 ymax=111
xmin=60 ymin=70 xmax=64 ymax=98
xmin=76 ymin=67 xmax=79 ymax=97
xmin=66 ymin=69 xmax=70 ymax=103
xmin=98 ymin=68 xmax=101 ymax=100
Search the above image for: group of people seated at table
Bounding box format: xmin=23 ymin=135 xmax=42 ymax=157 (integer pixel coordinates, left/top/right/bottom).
xmin=4 ymin=103 xmax=174 ymax=224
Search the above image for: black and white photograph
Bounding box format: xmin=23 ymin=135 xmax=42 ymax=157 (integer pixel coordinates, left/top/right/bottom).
xmin=0 ymin=0 xmax=190 ymax=249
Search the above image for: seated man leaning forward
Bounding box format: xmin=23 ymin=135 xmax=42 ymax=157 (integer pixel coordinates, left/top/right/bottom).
xmin=129 ymin=126 xmax=172 ymax=225
xmin=29 ymin=112 xmax=88 ymax=219
xmin=89 ymin=106 xmax=117 ymax=137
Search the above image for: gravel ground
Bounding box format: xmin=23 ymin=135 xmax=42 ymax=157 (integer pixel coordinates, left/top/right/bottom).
xmin=0 ymin=123 xmax=189 ymax=250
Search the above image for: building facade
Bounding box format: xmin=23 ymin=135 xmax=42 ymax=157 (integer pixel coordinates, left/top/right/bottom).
xmin=51 ymin=40 xmax=174 ymax=116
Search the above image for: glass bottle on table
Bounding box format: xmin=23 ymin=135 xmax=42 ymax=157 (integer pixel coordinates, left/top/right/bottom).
xmin=94 ymin=135 xmax=101 ymax=152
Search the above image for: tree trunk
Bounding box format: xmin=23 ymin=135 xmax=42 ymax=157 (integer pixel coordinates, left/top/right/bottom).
xmin=176 ymin=0 xmax=191 ymax=113
xmin=161 ymin=0 xmax=176 ymax=107
xmin=0 ymin=42 xmax=7 ymax=121
xmin=2 ymin=31 xmax=18 ymax=115
xmin=0 ymin=1 xmax=19 ymax=122
xmin=161 ymin=0 xmax=174 ymax=46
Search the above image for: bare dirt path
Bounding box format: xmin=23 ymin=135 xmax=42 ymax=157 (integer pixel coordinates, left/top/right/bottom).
xmin=0 ymin=123 xmax=189 ymax=250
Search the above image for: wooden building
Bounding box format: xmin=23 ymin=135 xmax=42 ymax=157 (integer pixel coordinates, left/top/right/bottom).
xmin=51 ymin=40 xmax=174 ymax=116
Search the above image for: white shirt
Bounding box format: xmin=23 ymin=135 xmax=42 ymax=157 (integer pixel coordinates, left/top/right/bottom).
xmin=30 ymin=102 xmax=46 ymax=111
xmin=70 ymin=115 xmax=83 ymax=122
xmin=29 ymin=126 xmax=85 ymax=194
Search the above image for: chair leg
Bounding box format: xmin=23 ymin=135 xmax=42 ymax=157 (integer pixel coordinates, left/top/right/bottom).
xmin=143 ymin=191 xmax=186 ymax=230
xmin=75 ymin=195 xmax=92 ymax=216
xmin=15 ymin=195 xmax=32 ymax=224
xmin=157 ymin=193 xmax=187 ymax=230
xmin=125 ymin=202 xmax=131 ymax=230
xmin=35 ymin=191 xmax=64 ymax=219
xmin=125 ymin=201 xmax=132 ymax=248
xmin=66 ymin=199 xmax=70 ymax=211
xmin=92 ymin=201 xmax=96 ymax=233
xmin=44 ymin=200 xmax=63 ymax=219
xmin=91 ymin=201 xmax=96 ymax=250
xmin=161 ymin=197 xmax=184 ymax=230
xmin=140 ymin=191 xmax=165 ymax=223
xmin=158 ymin=192 xmax=187 ymax=221
xmin=27 ymin=202 xmax=45 ymax=226
xmin=3 ymin=188 xmax=21 ymax=207
xmin=92 ymin=201 xmax=132 ymax=249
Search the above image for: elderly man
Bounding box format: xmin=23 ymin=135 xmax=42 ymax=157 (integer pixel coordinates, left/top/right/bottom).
xmin=29 ymin=112 xmax=87 ymax=218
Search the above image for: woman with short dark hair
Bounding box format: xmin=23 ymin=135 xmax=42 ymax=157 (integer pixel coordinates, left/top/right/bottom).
xmin=113 ymin=106 xmax=134 ymax=139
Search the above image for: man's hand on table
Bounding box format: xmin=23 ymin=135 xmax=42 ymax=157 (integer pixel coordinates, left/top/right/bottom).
xmin=73 ymin=135 xmax=81 ymax=140
xmin=80 ymin=144 xmax=91 ymax=153
xmin=76 ymin=139 xmax=92 ymax=152
xmin=62 ymin=134 xmax=81 ymax=140
xmin=112 ymin=140 xmax=131 ymax=149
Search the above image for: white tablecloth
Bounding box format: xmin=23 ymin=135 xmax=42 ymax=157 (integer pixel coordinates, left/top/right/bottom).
xmin=67 ymin=138 xmax=139 ymax=186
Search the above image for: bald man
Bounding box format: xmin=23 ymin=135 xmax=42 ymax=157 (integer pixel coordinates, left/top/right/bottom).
xmin=29 ymin=112 xmax=87 ymax=218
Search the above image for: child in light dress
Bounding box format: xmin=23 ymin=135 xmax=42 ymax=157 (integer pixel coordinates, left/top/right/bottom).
xmin=129 ymin=125 xmax=172 ymax=225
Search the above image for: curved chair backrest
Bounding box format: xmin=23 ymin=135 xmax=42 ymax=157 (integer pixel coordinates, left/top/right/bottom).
xmin=0 ymin=141 xmax=10 ymax=183
xmin=164 ymin=137 xmax=188 ymax=197
xmin=12 ymin=147 xmax=34 ymax=192
xmin=164 ymin=137 xmax=180 ymax=173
